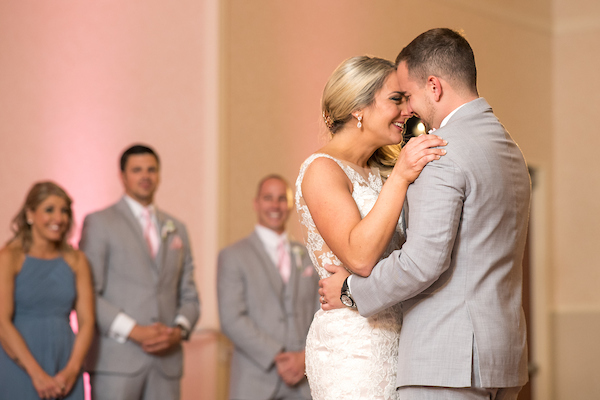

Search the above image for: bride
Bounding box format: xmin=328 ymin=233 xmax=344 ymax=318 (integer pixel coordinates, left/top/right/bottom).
xmin=295 ymin=56 xmax=446 ymax=399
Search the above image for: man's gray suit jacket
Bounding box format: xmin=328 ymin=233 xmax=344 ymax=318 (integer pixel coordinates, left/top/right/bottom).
xmin=80 ymin=198 xmax=200 ymax=378
xmin=352 ymin=98 xmax=531 ymax=389
xmin=217 ymin=231 xmax=319 ymax=400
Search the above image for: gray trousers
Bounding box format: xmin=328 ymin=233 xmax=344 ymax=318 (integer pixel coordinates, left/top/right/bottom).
xmin=89 ymin=365 xmax=180 ymax=400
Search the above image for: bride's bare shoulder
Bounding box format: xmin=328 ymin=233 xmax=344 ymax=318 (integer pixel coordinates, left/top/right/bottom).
xmin=302 ymin=154 xmax=351 ymax=196
xmin=304 ymin=154 xmax=344 ymax=179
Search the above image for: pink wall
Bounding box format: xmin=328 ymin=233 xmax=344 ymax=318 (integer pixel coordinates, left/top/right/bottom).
xmin=0 ymin=0 xmax=220 ymax=332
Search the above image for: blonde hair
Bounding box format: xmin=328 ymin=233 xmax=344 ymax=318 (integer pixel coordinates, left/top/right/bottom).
xmin=10 ymin=181 xmax=73 ymax=252
xmin=322 ymin=56 xmax=402 ymax=177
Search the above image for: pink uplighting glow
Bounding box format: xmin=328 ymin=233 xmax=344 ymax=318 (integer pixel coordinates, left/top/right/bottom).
xmin=70 ymin=312 xmax=91 ymax=399
xmin=0 ymin=1 xmax=217 ymax=399
xmin=1 ymin=0 xmax=219 ymax=398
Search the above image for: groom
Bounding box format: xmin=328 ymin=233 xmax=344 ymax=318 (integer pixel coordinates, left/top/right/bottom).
xmin=320 ymin=28 xmax=530 ymax=399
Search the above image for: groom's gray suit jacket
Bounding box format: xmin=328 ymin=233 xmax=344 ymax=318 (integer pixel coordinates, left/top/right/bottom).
xmin=352 ymin=98 xmax=530 ymax=389
xmin=80 ymin=198 xmax=200 ymax=377
xmin=218 ymin=231 xmax=319 ymax=400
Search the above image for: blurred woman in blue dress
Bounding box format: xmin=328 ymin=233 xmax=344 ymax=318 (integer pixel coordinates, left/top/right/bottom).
xmin=0 ymin=181 xmax=94 ymax=400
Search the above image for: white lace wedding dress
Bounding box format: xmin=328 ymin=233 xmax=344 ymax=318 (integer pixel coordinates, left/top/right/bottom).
xmin=295 ymin=153 xmax=405 ymax=400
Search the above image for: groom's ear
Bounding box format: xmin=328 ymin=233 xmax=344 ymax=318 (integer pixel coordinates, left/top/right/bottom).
xmin=427 ymin=75 xmax=443 ymax=102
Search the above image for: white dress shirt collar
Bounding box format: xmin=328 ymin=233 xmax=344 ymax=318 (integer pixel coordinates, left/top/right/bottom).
xmin=441 ymin=100 xmax=475 ymax=128
xmin=123 ymin=195 xmax=160 ymax=246
xmin=429 ymin=101 xmax=472 ymax=134
xmin=124 ymin=195 xmax=156 ymax=219
xmin=255 ymin=225 xmax=288 ymax=266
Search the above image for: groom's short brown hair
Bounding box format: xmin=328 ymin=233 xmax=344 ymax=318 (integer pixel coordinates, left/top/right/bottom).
xmin=396 ymin=28 xmax=478 ymax=95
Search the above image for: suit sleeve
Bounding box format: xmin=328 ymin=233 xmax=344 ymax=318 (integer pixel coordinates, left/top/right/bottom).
xmin=352 ymin=156 xmax=465 ymax=317
xmin=217 ymin=249 xmax=283 ymax=371
xmin=79 ymin=214 xmax=126 ymax=335
xmin=174 ymin=224 xmax=200 ymax=329
xmin=306 ymin=253 xmax=321 ymax=315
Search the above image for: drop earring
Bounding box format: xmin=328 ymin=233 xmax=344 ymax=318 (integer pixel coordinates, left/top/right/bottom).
xmin=357 ymin=116 xmax=363 ymax=128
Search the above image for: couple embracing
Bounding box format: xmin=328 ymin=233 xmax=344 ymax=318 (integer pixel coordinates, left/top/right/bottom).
xmin=295 ymin=28 xmax=530 ymax=399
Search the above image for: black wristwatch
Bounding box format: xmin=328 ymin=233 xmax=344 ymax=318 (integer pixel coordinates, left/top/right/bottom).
xmin=176 ymin=324 xmax=190 ymax=341
xmin=340 ymin=277 xmax=357 ymax=309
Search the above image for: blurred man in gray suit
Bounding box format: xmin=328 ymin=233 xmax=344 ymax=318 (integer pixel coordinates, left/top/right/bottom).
xmin=80 ymin=144 xmax=200 ymax=400
xmin=218 ymin=175 xmax=319 ymax=400
xmin=321 ymin=29 xmax=530 ymax=399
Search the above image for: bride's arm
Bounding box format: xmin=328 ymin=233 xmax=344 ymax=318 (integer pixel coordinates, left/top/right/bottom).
xmin=302 ymin=134 xmax=446 ymax=277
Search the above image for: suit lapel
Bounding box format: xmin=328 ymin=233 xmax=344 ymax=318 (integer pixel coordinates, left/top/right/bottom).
xmin=155 ymin=210 xmax=168 ymax=271
xmin=248 ymin=232 xmax=284 ymax=297
xmin=287 ymin=242 xmax=301 ymax=307
xmin=115 ymin=198 xmax=158 ymax=271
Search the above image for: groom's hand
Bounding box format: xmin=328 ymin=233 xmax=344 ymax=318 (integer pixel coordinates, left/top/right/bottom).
xmin=319 ymin=264 xmax=350 ymax=311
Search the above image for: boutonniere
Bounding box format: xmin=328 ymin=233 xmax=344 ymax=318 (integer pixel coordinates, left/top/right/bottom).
xmin=291 ymin=245 xmax=305 ymax=270
xmin=169 ymin=235 xmax=183 ymax=250
xmin=292 ymin=245 xmax=314 ymax=277
xmin=161 ymin=220 xmax=177 ymax=239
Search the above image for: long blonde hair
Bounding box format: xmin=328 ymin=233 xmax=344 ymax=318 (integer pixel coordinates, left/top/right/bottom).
xmin=10 ymin=181 xmax=74 ymax=252
xmin=321 ymin=55 xmax=402 ymax=177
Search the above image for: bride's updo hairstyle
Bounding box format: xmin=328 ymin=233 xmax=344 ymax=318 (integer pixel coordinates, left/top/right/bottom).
xmin=322 ymin=55 xmax=402 ymax=177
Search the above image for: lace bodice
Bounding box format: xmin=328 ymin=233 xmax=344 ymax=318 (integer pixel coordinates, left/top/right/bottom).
xmin=295 ymin=153 xmax=405 ymax=279
xmin=295 ymin=153 xmax=405 ymax=400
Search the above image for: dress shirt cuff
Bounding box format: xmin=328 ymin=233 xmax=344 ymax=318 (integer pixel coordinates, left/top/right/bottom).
xmin=109 ymin=312 xmax=136 ymax=344
xmin=347 ymin=274 xmax=353 ymax=293
xmin=173 ymin=315 xmax=192 ymax=332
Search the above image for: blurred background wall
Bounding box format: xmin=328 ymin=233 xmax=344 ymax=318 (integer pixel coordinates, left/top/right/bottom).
xmin=0 ymin=0 xmax=598 ymax=398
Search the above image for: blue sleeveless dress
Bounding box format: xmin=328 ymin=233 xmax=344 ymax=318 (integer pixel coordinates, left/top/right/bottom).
xmin=0 ymin=256 xmax=84 ymax=400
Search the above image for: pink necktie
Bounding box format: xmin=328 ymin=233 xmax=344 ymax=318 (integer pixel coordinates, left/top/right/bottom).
xmin=277 ymin=238 xmax=291 ymax=284
xmin=142 ymin=208 xmax=158 ymax=257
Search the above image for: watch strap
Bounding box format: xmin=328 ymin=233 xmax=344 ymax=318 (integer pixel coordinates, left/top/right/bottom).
xmin=176 ymin=324 xmax=190 ymax=341
xmin=340 ymin=277 xmax=357 ymax=308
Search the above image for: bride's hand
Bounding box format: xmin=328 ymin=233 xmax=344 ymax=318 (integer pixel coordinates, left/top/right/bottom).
xmin=319 ymin=264 xmax=350 ymax=311
xmin=391 ymin=134 xmax=447 ymax=184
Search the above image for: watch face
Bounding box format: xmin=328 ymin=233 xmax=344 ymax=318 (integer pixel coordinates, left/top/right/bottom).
xmin=341 ymin=294 xmax=353 ymax=307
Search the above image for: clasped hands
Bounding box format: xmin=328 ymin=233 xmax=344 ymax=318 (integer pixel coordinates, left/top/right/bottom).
xmin=275 ymin=350 xmax=306 ymax=387
xmin=32 ymin=364 xmax=78 ymax=399
xmin=129 ymin=322 xmax=181 ymax=355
